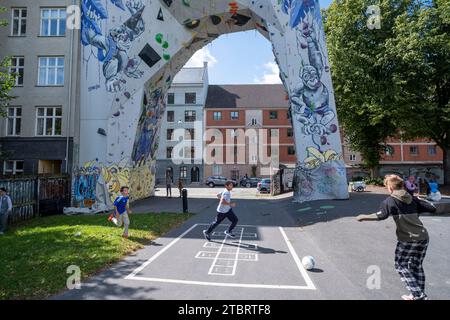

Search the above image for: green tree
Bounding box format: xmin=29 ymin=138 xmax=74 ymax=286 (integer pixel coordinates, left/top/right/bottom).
xmin=0 ymin=5 xmax=15 ymax=116
xmin=324 ymin=0 xmax=450 ymax=183
xmin=385 ymin=0 xmax=450 ymax=184
xmin=323 ymin=0 xmax=407 ymax=177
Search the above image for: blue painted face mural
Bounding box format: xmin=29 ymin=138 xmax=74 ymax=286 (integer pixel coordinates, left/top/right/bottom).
xmin=81 ymin=0 xmax=145 ymax=92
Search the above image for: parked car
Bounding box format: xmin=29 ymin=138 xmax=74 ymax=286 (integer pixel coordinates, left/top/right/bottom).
xmin=240 ymin=177 xmax=260 ymax=188
xmin=350 ymin=181 xmax=366 ymax=192
xmin=205 ymin=176 xmax=237 ymax=188
xmin=257 ymin=178 xmax=271 ymax=193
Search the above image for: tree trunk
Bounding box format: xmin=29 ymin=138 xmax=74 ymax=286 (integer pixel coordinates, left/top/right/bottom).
xmin=443 ymin=147 xmax=450 ymax=186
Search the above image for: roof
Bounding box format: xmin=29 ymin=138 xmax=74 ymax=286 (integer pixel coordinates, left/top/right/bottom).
xmin=205 ymin=84 xmax=289 ymax=109
xmin=172 ymin=67 xmax=205 ymax=84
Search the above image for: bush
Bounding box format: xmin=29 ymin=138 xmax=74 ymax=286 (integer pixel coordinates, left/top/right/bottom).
xmin=363 ymin=177 xmax=384 ymax=186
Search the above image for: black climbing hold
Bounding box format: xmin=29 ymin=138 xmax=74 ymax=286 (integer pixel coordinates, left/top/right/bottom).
xmin=231 ymin=14 xmax=251 ymax=26
xmin=139 ymin=44 xmax=162 ymax=68
xmin=162 ymin=0 xmax=172 ymax=7
xmin=210 ymin=15 xmax=221 ymax=25
xmin=97 ymin=128 xmax=107 ymax=136
xmin=157 ymin=8 xmax=164 ymax=21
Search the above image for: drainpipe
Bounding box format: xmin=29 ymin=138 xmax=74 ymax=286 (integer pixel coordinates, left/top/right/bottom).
xmin=65 ymin=0 xmax=76 ymax=174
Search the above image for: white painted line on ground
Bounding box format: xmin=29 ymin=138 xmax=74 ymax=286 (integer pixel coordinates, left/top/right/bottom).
xmin=208 ymin=229 xmax=230 ymax=276
xmin=231 ymin=228 xmax=245 ymax=276
xmin=125 ymin=224 xmax=199 ymax=279
xmin=203 ymin=242 xmax=258 ymax=250
xmin=212 ymin=232 xmax=257 ymax=238
xmin=195 ymin=251 xmax=258 ymax=261
xmin=128 ymin=276 xmax=315 ymax=290
xmin=279 ymin=227 xmax=316 ymax=290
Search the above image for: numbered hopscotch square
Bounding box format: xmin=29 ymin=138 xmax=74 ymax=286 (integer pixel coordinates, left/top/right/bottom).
xmin=214 ymin=259 xmax=235 ymax=267
xmin=211 ymin=232 xmax=257 ymax=239
xmin=210 ymin=266 xmax=234 ymax=276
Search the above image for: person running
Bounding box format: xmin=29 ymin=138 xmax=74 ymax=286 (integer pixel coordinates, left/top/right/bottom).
xmin=0 ymin=187 xmax=13 ymax=235
xmin=166 ymin=174 xmax=172 ymax=198
xmin=356 ymin=174 xmax=437 ymax=300
xmin=108 ymin=186 xmax=132 ymax=238
xmin=203 ymin=181 xmax=238 ymax=241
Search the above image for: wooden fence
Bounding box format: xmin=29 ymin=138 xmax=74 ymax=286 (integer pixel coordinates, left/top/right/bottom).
xmin=0 ymin=175 xmax=71 ymax=225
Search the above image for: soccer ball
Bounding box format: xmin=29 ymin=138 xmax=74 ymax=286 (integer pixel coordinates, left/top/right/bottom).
xmin=302 ymin=256 xmax=315 ymax=270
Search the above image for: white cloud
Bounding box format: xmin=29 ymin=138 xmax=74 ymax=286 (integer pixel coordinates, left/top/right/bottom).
xmin=254 ymin=61 xmax=282 ymax=84
xmin=184 ymin=47 xmax=218 ymax=68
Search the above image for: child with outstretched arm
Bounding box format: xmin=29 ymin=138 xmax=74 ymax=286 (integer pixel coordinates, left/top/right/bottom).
xmin=356 ymin=174 xmax=437 ymax=300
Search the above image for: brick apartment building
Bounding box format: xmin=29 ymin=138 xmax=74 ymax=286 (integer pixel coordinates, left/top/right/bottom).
xmin=204 ymin=84 xmax=295 ymax=180
xmin=343 ymin=136 xmax=444 ymax=183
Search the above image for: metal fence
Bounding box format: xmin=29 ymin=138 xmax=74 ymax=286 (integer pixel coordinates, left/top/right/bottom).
xmin=0 ymin=175 xmax=71 ymax=225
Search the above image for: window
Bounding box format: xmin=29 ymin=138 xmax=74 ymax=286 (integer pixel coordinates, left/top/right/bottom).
xmin=185 ymin=92 xmax=196 ymax=104
xmin=40 ymin=8 xmax=66 ymax=36
xmin=38 ymin=57 xmax=64 ymax=86
xmin=166 ymin=129 xmax=174 ymax=140
xmin=428 ymin=145 xmax=437 ymax=156
xmin=185 ymin=128 xmax=195 ymax=140
xmin=180 ymin=166 xmax=187 ymax=178
xmin=36 ymin=107 xmax=62 ymax=136
xmin=409 ymin=146 xmax=419 ymax=155
xmin=251 ymin=118 xmax=258 ymax=126
xmin=166 ymin=147 xmax=173 ymax=159
xmin=10 ymin=57 xmax=24 ymax=86
xmin=287 ymin=110 xmax=291 ymax=119
xmin=287 ymin=146 xmax=296 ymax=155
xmin=3 ymin=160 xmax=24 ymax=175
xmin=269 ymin=129 xmax=279 ymax=137
xmin=167 ymin=93 xmax=175 ymax=105
xmin=185 ymin=110 xmax=196 ymax=122
xmin=11 ymin=8 xmax=27 ymax=36
xmin=287 ymin=128 xmax=294 ymax=137
xmin=349 ymin=154 xmax=356 ymax=161
xmin=184 ymin=147 xmax=195 ymax=159
xmin=269 ymin=111 xmax=278 ymax=120
xmin=212 ymin=165 xmax=222 ymax=175
xmin=231 ymin=111 xmax=239 ymax=120
xmin=167 ymin=110 xmax=174 ymax=122
xmin=6 ymin=107 xmax=22 ymax=136
xmin=213 ymin=112 xmax=222 ymax=121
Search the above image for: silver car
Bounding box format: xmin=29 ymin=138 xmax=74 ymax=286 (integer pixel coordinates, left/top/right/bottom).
xmin=205 ymin=176 xmax=237 ymax=188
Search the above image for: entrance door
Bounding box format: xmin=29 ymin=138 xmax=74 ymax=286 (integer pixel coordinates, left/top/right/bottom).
xmin=191 ymin=167 xmax=200 ymax=183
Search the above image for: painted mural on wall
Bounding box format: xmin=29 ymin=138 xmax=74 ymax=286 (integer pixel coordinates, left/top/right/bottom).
xmin=75 ymin=0 xmax=348 ymax=211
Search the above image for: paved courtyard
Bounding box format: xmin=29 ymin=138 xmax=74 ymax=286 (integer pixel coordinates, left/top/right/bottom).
xmin=55 ymin=189 xmax=450 ymax=300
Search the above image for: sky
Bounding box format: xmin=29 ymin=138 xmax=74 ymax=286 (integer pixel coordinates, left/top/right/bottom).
xmin=184 ymin=0 xmax=333 ymax=85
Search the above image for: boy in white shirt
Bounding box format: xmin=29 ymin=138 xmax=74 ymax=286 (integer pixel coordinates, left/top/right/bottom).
xmin=203 ymin=181 xmax=238 ymax=241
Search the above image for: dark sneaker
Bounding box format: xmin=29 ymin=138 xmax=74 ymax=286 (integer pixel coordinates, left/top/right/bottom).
xmin=224 ymin=231 xmax=236 ymax=238
xmin=203 ymin=230 xmax=211 ymax=241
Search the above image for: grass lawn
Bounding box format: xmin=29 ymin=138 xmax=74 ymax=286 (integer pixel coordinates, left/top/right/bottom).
xmin=0 ymin=212 xmax=192 ymax=300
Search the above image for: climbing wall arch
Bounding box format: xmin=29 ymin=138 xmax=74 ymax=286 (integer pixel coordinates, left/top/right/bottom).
xmin=75 ymin=0 xmax=349 ymax=210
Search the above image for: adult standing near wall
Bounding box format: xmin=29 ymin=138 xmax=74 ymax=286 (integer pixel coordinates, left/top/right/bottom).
xmin=177 ymin=179 xmax=184 ymax=198
xmin=0 ymin=187 xmax=13 ymax=235
xmin=166 ymin=174 xmax=172 ymax=198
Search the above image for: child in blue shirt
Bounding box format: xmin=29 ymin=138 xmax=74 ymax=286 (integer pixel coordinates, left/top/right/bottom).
xmin=108 ymin=186 xmax=132 ymax=238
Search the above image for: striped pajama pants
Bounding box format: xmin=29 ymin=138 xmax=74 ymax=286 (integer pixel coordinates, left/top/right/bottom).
xmin=394 ymin=240 xmax=429 ymax=299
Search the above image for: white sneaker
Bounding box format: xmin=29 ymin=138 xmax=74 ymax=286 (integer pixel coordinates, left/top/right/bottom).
xmin=224 ymin=231 xmax=236 ymax=238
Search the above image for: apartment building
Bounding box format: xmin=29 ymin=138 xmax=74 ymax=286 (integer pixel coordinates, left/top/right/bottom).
xmin=0 ymin=1 xmax=79 ymax=176
xmin=155 ymin=63 xmax=209 ymax=185
xmin=204 ymin=84 xmax=294 ymax=180
xmin=343 ymin=136 xmax=444 ymax=183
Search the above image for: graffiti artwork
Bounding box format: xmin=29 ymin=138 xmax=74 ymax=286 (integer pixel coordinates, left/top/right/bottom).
xmin=77 ymin=0 xmax=349 ymax=209
xmin=81 ymin=0 xmax=146 ymax=92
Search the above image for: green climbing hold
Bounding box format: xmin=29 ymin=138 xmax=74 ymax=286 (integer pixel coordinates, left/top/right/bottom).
xmin=320 ymin=205 xmax=335 ymax=210
xmin=182 ymin=0 xmax=191 ymax=6
xmin=297 ymin=207 xmax=312 ymax=212
xmin=163 ymin=53 xmax=171 ymax=61
xmin=162 ymin=41 xmax=169 ymax=49
xmin=155 ymin=33 xmax=163 ymax=44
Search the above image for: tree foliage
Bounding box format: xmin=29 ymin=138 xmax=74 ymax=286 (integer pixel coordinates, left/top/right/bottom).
xmin=324 ymin=0 xmax=450 ymax=182
xmin=0 ymin=5 xmax=15 ymax=117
